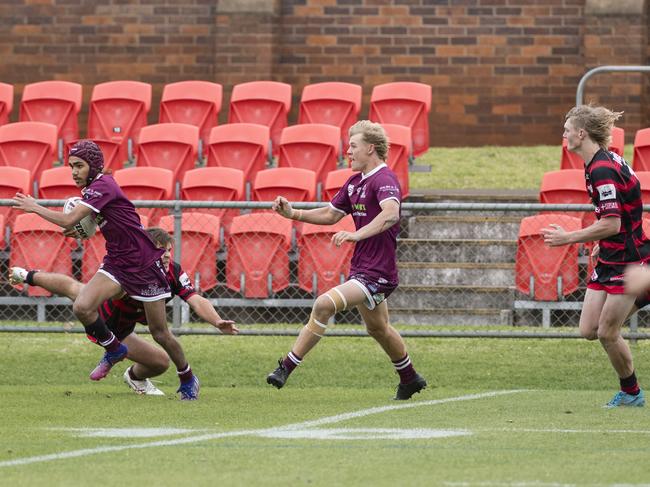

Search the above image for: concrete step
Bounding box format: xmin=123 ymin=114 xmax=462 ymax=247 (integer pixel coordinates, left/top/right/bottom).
xmin=398 ymin=238 xmax=516 ymax=263
xmin=390 ymin=284 xmax=514 ymax=308
xmin=398 ymin=262 xmax=514 ymax=286
xmin=407 ymin=215 xmax=523 ymax=240
xmin=391 ymin=307 xmax=510 ymax=326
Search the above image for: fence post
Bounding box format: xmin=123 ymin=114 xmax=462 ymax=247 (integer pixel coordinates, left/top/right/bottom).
xmin=172 ymin=202 xmax=182 ymax=329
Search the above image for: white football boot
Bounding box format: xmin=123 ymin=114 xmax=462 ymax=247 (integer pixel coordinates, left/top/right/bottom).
xmin=123 ymin=367 xmax=165 ymax=396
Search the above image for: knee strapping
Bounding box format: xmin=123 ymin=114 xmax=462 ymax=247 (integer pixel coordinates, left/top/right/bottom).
xmin=305 ymin=315 xmax=328 ymax=337
xmin=324 ymin=288 xmax=347 ymax=313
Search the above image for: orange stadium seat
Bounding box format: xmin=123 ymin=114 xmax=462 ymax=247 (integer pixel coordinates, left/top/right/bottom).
xmin=609 ymin=126 xmax=625 ymax=157
xmin=38 ymin=166 xmax=79 ymax=201
xmin=19 ymin=81 xmax=82 ymax=157
xmin=0 ymin=121 xmax=57 ymax=184
xmin=369 ymin=82 xmax=431 ymax=158
xmin=278 ymin=123 xmax=340 ymax=188
xmin=382 ymin=123 xmax=411 ymax=199
xmin=159 ymin=81 xmax=222 ymax=147
xmin=253 ymin=167 xmax=317 ymax=203
xmin=226 ymin=212 xmax=292 ymax=298
xmin=633 ymin=127 xmax=650 ymax=172
xmin=297 ymin=216 xmax=355 ymax=296
xmin=113 ymin=167 xmax=173 ymax=225
xmin=323 ymin=167 xmax=356 ymax=202
xmin=228 ymin=81 xmax=292 ymax=156
xmin=298 ymin=82 xmax=362 ymax=149
xmin=10 ymin=213 xmax=74 ymax=296
xmin=515 ymin=214 xmax=582 ymax=301
xmin=159 ymin=213 xmax=221 ymax=292
xmin=0 ymin=83 xmax=13 ymax=126
xmin=87 ymin=81 xmax=152 ymax=165
xmin=0 ymin=214 xmax=5 ymax=249
xmin=635 ymin=171 xmax=650 ymax=205
xmin=539 ymin=169 xmax=591 ymax=226
xmin=82 ymin=215 xmax=150 ymax=283
xmin=205 ymin=123 xmax=269 ymax=187
xmin=136 ymin=123 xmax=199 ymax=183
xmin=181 ymin=167 xmax=245 ymax=230
xmin=65 ymin=138 xmax=122 ymax=172
xmin=0 ymin=167 xmax=31 ymax=227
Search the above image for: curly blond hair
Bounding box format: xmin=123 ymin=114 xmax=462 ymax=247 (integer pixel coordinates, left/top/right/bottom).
xmin=349 ymin=120 xmax=390 ymax=161
xmin=565 ymin=104 xmax=623 ymax=149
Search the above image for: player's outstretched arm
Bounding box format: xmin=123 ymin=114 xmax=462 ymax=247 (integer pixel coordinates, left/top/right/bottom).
xmin=186 ymin=294 xmax=239 ymax=335
xmin=12 ymin=193 xmax=93 ymax=229
xmin=272 ymin=195 xmax=343 ymax=225
xmin=541 ymin=217 xmax=620 ymax=246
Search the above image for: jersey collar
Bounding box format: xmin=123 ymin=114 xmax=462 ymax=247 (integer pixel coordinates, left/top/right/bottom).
xmin=361 ymin=163 xmax=387 ymax=180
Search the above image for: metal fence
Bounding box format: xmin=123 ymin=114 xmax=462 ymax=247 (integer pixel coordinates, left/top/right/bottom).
xmin=1 ymin=199 xmax=650 ymax=338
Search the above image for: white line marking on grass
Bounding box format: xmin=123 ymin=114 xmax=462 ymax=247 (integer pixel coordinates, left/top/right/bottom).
xmin=49 ymin=428 xmax=201 ymax=438
xmin=0 ymin=389 xmax=524 ymax=468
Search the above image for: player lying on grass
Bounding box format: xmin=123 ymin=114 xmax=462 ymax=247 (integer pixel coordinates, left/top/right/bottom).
xmin=266 ymin=120 xmax=427 ymax=400
xmin=9 ymin=227 xmax=238 ymax=397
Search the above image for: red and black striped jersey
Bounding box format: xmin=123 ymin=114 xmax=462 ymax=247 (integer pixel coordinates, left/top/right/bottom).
xmin=98 ymin=261 xmax=196 ymax=328
xmin=585 ymin=149 xmax=650 ymax=264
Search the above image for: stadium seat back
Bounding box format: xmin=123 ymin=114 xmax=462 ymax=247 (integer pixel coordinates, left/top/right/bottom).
xmin=298 ymin=82 xmax=362 ymax=147
xmin=253 ymin=167 xmax=316 ymax=203
xmin=88 ymin=81 xmax=152 ymax=163
xmin=113 ymin=167 xmax=173 ymax=224
xmin=609 ymin=126 xmax=625 ymax=157
xmin=369 ymin=82 xmax=431 ymax=157
xmin=226 ymin=213 xmax=292 ymax=298
xmin=136 ymin=123 xmax=199 ymax=182
xmin=0 ymin=121 xmax=57 ymax=183
xmin=0 ymin=167 xmax=31 ymax=226
xmin=159 ymin=81 xmax=222 ymax=142
xmin=228 ymin=81 xmax=291 ymax=156
xmin=635 ymin=171 xmax=650 ymax=205
xmin=181 ymin=167 xmax=245 ymax=226
xmin=11 ymin=213 xmax=74 ymax=296
xmin=539 ymin=169 xmax=590 ymax=226
xmin=278 ymin=124 xmax=340 ymax=185
xmin=633 ymin=128 xmax=650 ymax=172
xmin=560 ymin=138 xmax=584 ymax=170
xmin=20 ymin=81 xmax=82 ymax=145
xmin=38 ymin=166 xmax=79 ymax=201
xmin=297 ymin=217 xmax=355 ymax=295
xmin=515 ymin=214 xmax=581 ymax=301
xmin=323 ymin=167 xmax=356 ymax=201
xmin=159 ymin=213 xmax=221 ymax=292
xmin=0 ymin=82 xmax=13 ymax=126
xmin=206 ymin=123 xmax=269 ymax=185
xmin=382 ymin=123 xmax=411 ymax=199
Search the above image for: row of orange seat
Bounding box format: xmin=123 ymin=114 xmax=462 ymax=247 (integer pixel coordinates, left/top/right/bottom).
xmin=2 ymin=212 xmax=355 ymax=299
xmin=0 ymin=121 xmax=413 ymax=199
xmin=0 ymin=165 xmax=360 ymax=229
xmin=561 ymin=126 xmax=650 ymax=171
xmin=0 ymin=79 xmax=431 ymax=172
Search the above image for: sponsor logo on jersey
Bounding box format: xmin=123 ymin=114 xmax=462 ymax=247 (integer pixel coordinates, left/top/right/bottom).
xmin=347 ymin=184 xmax=354 ymax=197
xmin=597 ymin=184 xmax=616 ymax=200
xmin=82 ymin=188 xmax=103 ymax=199
xmin=179 ymin=272 xmax=191 ymax=287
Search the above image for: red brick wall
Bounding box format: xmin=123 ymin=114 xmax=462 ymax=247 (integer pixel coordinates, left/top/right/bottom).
xmin=0 ymin=0 xmax=647 ymax=147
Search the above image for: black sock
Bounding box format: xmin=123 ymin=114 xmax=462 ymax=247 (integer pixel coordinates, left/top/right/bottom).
xmin=620 ymin=371 xmax=640 ymax=395
xmin=84 ymin=317 xmax=119 ymax=351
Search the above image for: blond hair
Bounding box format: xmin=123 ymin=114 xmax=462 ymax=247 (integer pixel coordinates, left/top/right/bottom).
xmin=349 ymin=120 xmax=390 ymax=161
xmin=565 ymin=104 xmax=623 ymax=149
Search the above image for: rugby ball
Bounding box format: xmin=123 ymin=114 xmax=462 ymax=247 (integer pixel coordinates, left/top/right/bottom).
xmin=63 ymin=196 xmax=97 ymax=239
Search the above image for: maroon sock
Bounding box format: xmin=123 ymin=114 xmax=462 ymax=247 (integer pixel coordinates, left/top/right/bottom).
xmin=177 ymin=364 xmax=193 ymax=384
xmin=99 ymin=333 xmax=121 ymax=353
xmin=282 ymin=351 xmax=302 ymax=374
xmin=393 ymin=354 xmax=416 ymax=384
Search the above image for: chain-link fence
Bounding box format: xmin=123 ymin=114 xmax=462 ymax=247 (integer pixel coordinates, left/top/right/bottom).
xmin=1 ymin=200 xmax=650 ymax=337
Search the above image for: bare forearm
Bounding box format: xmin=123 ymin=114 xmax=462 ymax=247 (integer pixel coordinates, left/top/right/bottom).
xmin=32 ymin=205 xmax=76 ymax=228
xmin=191 ymin=296 xmax=222 ymax=325
xmin=354 ymin=210 xmax=399 ymax=240
xmin=291 ymin=206 xmax=340 ymax=225
xmin=566 ymin=218 xmax=620 ymax=244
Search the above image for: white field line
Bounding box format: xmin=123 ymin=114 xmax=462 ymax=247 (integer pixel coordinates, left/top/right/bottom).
xmin=482 ymin=428 xmax=650 ymax=435
xmin=0 ymin=389 xmax=522 ymax=468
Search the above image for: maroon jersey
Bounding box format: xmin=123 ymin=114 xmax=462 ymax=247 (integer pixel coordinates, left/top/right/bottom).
xmin=585 ymin=149 xmax=650 ymax=265
xmin=330 ymin=164 xmax=401 ymax=283
xmin=98 ymin=262 xmax=196 ymax=334
xmin=79 ymin=173 xmax=163 ymax=272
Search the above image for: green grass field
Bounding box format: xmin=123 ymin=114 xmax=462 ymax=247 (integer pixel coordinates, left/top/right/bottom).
xmin=2 ymin=332 xmax=650 ymax=486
